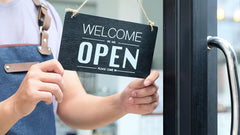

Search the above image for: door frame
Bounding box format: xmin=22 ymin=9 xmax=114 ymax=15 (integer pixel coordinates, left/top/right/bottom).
xmin=163 ymin=0 xmax=218 ymax=135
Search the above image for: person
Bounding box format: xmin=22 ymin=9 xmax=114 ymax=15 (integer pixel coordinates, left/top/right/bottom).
xmin=0 ymin=0 xmax=159 ymax=134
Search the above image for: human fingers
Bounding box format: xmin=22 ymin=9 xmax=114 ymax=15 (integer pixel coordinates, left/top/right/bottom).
xmin=36 ymin=59 xmax=64 ymax=76
xmin=129 ymin=93 xmax=159 ymax=104
xmin=136 ymin=101 xmax=159 ymax=114
xmin=144 ymin=70 xmax=159 ymax=86
xmin=35 ymin=91 xmax=53 ymax=105
xmin=131 ymin=84 xmax=159 ymax=98
xmin=128 ymin=70 xmax=159 ymax=89
xmin=39 ymin=72 xmax=64 ymax=90
xmin=127 ymin=78 xmax=145 ymax=89
xmin=38 ymin=82 xmax=63 ymax=103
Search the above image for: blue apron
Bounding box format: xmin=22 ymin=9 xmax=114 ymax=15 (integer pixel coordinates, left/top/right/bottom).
xmin=0 ymin=44 xmax=56 ymax=134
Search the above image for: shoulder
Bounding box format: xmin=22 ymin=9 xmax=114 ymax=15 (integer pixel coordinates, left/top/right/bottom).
xmin=42 ymin=0 xmax=63 ymax=35
xmin=40 ymin=0 xmax=63 ymax=59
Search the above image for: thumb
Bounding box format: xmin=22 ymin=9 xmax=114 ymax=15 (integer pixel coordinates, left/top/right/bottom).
xmin=128 ymin=78 xmax=145 ymax=89
xmin=144 ymin=70 xmax=159 ymax=86
xmin=128 ymin=70 xmax=159 ymax=89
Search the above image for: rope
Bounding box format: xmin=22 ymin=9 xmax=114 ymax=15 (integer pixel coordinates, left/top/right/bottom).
xmin=69 ymin=0 xmax=154 ymax=31
xmin=136 ymin=0 xmax=154 ymax=31
xmin=68 ymin=0 xmax=90 ymax=18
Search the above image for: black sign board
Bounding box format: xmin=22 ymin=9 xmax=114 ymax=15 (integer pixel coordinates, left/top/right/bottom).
xmin=58 ymin=12 xmax=158 ymax=78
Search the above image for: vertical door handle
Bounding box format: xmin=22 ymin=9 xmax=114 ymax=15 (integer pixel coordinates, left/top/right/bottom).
xmin=208 ymin=36 xmax=240 ymax=135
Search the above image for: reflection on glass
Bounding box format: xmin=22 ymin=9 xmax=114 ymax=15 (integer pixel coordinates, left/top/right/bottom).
xmin=218 ymin=0 xmax=240 ymax=134
xmin=50 ymin=0 xmax=163 ymax=135
xmin=217 ymin=8 xmax=225 ymax=21
xmin=233 ymin=9 xmax=240 ymax=22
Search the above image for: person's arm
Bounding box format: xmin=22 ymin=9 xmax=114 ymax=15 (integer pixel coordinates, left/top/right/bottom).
xmin=57 ymin=70 xmax=159 ymax=129
xmin=0 ymin=96 xmax=22 ymax=134
xmin=0 ymin=60 xmax=64 ymax=134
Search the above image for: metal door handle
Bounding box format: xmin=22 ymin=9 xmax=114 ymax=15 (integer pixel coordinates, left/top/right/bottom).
xmin=208 ymin=36 xmax=240 ymax=135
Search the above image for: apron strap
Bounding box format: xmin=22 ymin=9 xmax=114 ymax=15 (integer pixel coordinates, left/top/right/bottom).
xmin=2 ymin=1 xmax=52 ymax=73
xmin=4 ymin=62 xmax=40 ymax=73
xmin=32 ymin=0 xmax=51 ymax=55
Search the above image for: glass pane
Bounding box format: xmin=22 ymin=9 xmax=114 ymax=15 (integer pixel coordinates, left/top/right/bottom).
xmin=217 ymin=0 xmax=240 ymax=134
xmin=50 ymin=0 xmax=163 ymax=135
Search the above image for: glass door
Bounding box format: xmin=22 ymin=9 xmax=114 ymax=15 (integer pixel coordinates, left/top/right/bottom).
xmin=50 ymin=0 xmax=163 ymax=135
xmin=217 ymin=0 xmax=240 ymax=134
xmin=164 ymin=0 xmax=240 ymax=135
xmin=46 ymin=0 xmax=238 ymax=135
xmin=164 ymin=0 xmax=218 ymax=135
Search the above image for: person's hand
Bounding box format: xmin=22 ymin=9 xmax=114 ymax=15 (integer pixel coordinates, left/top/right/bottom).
xmin=120 ymin=70 xmax=159 ymax=114
xmin=10 ymin=59 xmax=64 ymax=118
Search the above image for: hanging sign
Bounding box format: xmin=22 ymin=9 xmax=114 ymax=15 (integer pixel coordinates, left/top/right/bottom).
xmin=58 ymin=12 xmax=158 ymax=78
